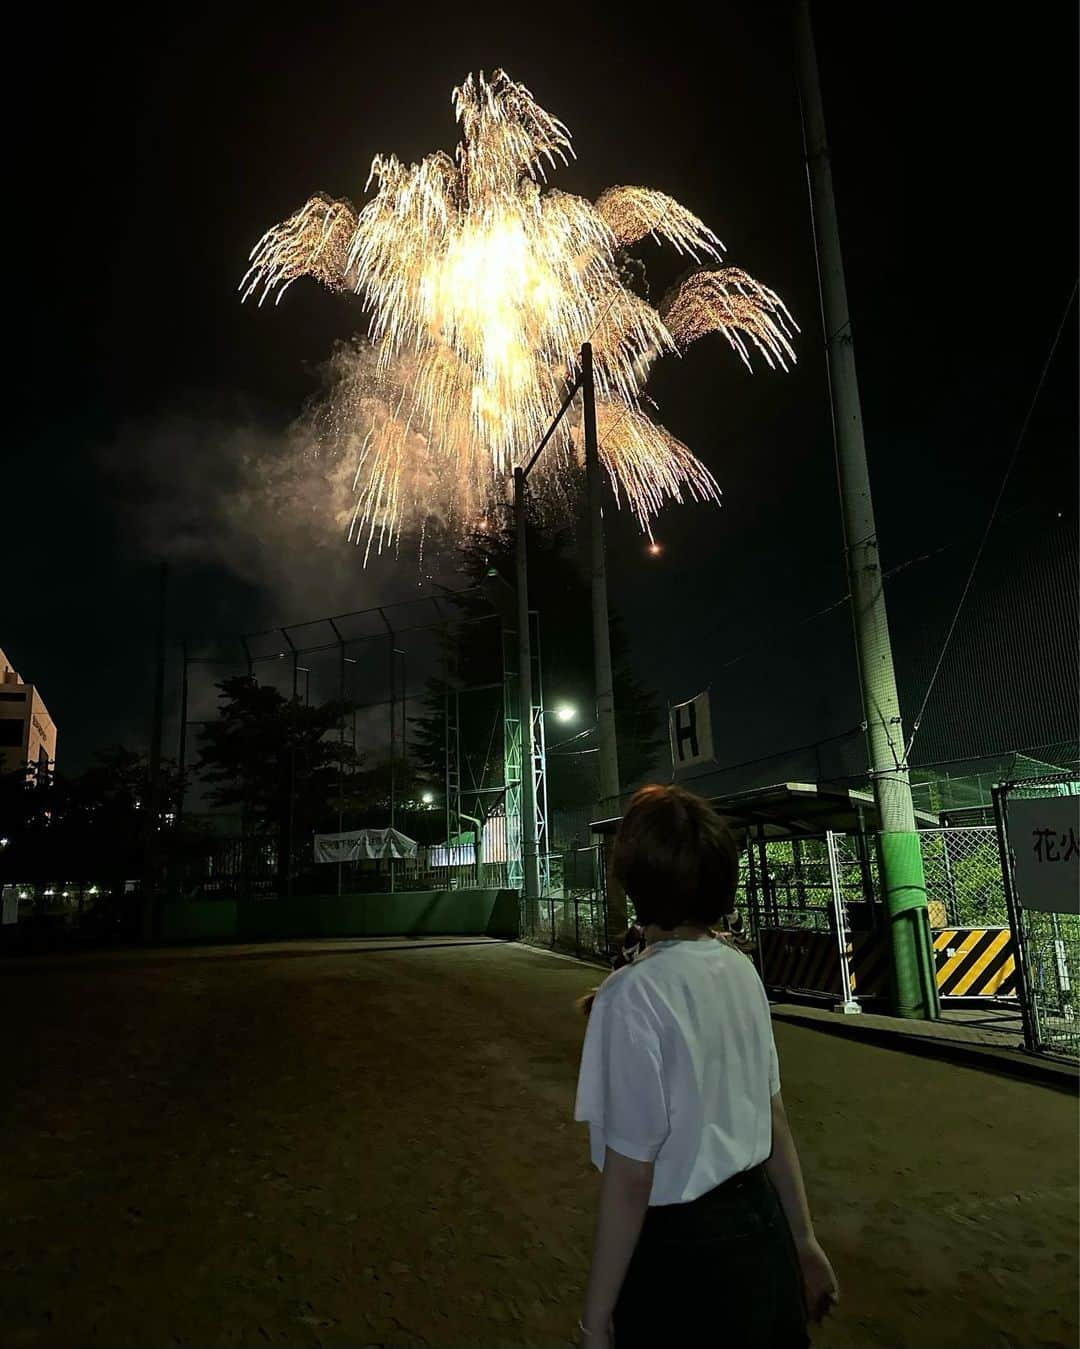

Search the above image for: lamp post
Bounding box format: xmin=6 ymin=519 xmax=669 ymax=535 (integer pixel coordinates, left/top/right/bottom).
xmin=513 ymin=342 xmax=622 ymax=920
xmin=514 ymin=464 xmax=542 ymax=914
xmin=581 ymin=344 xmax=621 ymax=820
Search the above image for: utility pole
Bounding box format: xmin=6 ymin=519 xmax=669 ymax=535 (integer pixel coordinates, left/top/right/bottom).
xmin=176 ymin=638 xmax=189 ymax=827
xmin=512 ymin=370 xmax=580 ymax=916
xmin=581 ymin=342 xmax=627 ymax=948
xmin=581 ymin=343 xmax=621 ymax=820
xmin=512 ymin=346 xmax=624 ymax=933
xmin=514 ymin=466 xmax=542 ymax=916
xmin=142 ymin=561 xmax=168 ymax=942
xmin=795 ymin=0 xmax=939 ymax=1019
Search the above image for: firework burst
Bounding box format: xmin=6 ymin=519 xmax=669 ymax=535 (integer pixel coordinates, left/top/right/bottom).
xmin=241 ymin=69 xmax=796 ymax=557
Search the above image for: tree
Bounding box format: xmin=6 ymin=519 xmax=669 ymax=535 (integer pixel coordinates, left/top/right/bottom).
xmin=0 ymin=748 xmax=190 ymax=939
xmin=412 ymin=511 xmax=664 ymax=831
xmin=195 ymin=676 xmax=359 ymax=892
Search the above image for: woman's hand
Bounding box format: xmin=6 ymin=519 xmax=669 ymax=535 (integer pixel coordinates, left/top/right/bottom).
xmin=796 ymin=1236 xmax=839 ymax=1323
xmin=578 ymin=1316 xmax=613 ymax=1348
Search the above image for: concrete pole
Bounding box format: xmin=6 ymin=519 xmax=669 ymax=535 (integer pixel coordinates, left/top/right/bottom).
xmin=337 ymin=634 xmax=345 ymax=898
xmin=795 ymin=0 xmax=939 ymax=1018
xmin=514 ymin=467 xmax=542 ymax=914
xmin=581 ymin=343 xmax=620 ymax=818
xmin=389 ymin=641 xmax=396 ymax=895
xmin=176 ymin=638 xmax=189 ymax=827
xmin=581 ymin=343 xmax=627 ymax=946
xmin=142 ymin=561 xmax=168 ymax=942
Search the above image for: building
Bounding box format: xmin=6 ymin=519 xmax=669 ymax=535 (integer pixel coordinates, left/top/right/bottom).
xmin=0 ymin=648 xmax=57 ymax=780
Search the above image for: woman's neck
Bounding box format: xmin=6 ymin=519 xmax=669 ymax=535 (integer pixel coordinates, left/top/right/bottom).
xmin=644 ymin=921 xmax=714 ymax=944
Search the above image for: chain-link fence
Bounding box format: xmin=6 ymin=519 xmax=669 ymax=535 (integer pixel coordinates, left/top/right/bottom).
xmin=1020 ymin=910 xmax=1078 ymax=1055
xmin=173 ymin=815 xmax=518 ymax=900
xmin=742 ymin=828 xmax=1022 ymax=1008
xmin=919 ymin=826 xmax=1009 ymax=929
xmin=518 ymin=845 xmax=609 ymax=963
xmin=515 ymin=808 xmax=1075 ymax=1045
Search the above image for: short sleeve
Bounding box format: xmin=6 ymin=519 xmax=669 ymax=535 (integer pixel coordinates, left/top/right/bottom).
xmin=574 ymin=985 xmax=670 ymax=1163
xmin=768 ymin=1024 xmax=781 ymax=1096
xmin=759 ymin=976 xmax=781 ymax=1096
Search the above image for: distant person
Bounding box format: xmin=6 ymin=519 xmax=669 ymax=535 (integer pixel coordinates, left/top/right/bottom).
xmin=573 ymin=785 xmax=838 ymax=1348
xmin=612 ymin=920 xmax=646 ymax=971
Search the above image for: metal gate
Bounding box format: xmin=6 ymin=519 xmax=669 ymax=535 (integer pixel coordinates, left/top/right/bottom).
xmin=745 ymin=832 xmax=884 ymax=1010
xmin=518 ymin=844 xmax=609 ymax=963
xmin=993 ymin=773 xmax=1080 ymax=1058
xmin=919 ymin=826 xmax=1019 ymax=1000
xmin=744 ymin=827 xmax=1027 ymax=1010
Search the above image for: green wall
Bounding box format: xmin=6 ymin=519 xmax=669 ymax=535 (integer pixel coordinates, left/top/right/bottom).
xmin=159 ymin=900 xmax=239 ymax=944
xmin=158 ymin=889 xmax=519 ymax=945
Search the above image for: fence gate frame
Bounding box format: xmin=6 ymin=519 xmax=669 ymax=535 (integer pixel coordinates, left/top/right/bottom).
xmin=993 ymin=773 xmax=1079 ymax=1058
xmin=825 ymin=830 xmax=862 ymax=1015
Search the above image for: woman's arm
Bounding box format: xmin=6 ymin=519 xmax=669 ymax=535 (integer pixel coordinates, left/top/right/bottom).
xmin=765 ymin=1091 xmax=839 ymax=1322
xmin=580 ymin=1147 xmax=653 ymax=1342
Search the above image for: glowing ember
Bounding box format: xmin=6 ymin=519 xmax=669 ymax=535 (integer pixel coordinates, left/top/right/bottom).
xmin=241 ymin=70 xmax=796 ymax=559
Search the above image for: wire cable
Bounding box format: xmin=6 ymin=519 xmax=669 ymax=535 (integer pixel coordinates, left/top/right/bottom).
xmin=905 ymin=279 xmax=1078 ymax=760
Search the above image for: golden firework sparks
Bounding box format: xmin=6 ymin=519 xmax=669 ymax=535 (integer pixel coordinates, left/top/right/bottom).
xmin=241 ymin=69 xmax=796 ymax=559
xmin=662 ymin=268 xmax=797 ymax=371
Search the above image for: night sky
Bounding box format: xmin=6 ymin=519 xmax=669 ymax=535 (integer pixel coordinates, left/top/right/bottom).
xmin=11 ymin=1 xmax=1077 ymax=776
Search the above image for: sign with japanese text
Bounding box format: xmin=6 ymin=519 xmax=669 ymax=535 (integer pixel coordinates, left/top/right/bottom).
xmin=1007 ymin=795 xmax=1080 ymax=915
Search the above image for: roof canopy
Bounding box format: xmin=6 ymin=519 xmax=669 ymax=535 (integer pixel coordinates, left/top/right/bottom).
xmin=591 ymin=782 xmax=941 ymax=840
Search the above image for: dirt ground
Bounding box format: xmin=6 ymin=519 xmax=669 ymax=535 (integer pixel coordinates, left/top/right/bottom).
xmin=2 ymin=938 xmax=1076 ymax=1348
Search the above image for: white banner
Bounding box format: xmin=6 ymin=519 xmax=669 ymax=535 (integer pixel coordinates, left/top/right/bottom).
xmin=669 ymin=690 xmax=714 ymax=772
xmin=1007 ymin=795 xmax=1080 ymax=915
xmin=313 ymin=828 xmax=419 ymax=864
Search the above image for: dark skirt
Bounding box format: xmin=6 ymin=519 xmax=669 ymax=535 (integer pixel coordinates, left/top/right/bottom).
xmin=612 ymin=1166 xmax=809 ymax=1349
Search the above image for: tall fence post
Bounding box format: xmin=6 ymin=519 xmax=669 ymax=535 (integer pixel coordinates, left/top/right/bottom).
xmin=992 ymin=784 xmax=1040 ymax=1053
xmin=574 ymin=860 xmax=581 ymax=958
xmin=826 ymin=831 xmax=861 ymax=1014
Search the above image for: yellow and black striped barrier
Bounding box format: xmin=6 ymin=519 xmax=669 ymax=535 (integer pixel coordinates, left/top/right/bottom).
xmin=757 ymin=928 xmax=890 ymax=999
xmin=758 ymin=925 xmax=1018 ymax=1002
xmin=932 ymin=927 xmax=1017 ymax=999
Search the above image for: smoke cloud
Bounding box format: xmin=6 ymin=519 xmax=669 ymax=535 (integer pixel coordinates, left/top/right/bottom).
xmin=101 ymin=393 xmax=458 ymax=628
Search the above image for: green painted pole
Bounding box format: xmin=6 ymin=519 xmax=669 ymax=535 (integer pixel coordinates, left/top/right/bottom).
xmin=795 ymin=0 xmax=939 ymax=1019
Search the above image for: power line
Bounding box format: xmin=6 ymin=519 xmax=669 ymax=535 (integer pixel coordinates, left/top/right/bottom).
xmin=713 ymin=494 xmax=1074 ymax=677
xmin=905 ymin=279 xmax=1078 ymax=760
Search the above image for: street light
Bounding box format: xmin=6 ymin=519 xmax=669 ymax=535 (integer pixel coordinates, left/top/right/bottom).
xmin=554 ymin=703 xmax=577 ymax=723
xmin=421 ymin=790 xmax=435 ymax=806
xmin=514 ymin=341 xmax=621 ymax=913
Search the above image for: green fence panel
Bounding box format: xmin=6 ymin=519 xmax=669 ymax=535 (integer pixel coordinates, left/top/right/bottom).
xmin=160 ymin=889 xmax=519 ymax=944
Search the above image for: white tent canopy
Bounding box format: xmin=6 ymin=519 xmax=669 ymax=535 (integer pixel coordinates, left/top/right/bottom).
xmin=313 ymin=828 xmax=418 ymax=864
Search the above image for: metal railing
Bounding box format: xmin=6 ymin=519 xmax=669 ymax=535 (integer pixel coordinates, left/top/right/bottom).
xmin=739 ymin=834 xmax=877 ymax=937
xmin=517 ymin=845 xmax=609 ymax=963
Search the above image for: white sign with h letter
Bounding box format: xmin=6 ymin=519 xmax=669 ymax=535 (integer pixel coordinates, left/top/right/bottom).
xmin=669 ymin=690 xmax=714 ymax=772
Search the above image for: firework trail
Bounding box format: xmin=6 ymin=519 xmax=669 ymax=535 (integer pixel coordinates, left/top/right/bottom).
xmin=241 ymin=70 xmax=796 ymax=557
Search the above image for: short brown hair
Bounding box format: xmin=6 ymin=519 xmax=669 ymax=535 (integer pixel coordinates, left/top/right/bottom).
xmin=612 ymin=785 xmax=740 ymax=929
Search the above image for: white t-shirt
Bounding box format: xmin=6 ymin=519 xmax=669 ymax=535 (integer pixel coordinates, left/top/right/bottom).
xmin=574 ymin=937 xmax=780 ymax=1206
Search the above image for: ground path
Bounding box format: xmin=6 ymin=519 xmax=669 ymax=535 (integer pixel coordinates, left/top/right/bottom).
xmin=2 ymin=938 xmax=1075 ymax=1347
